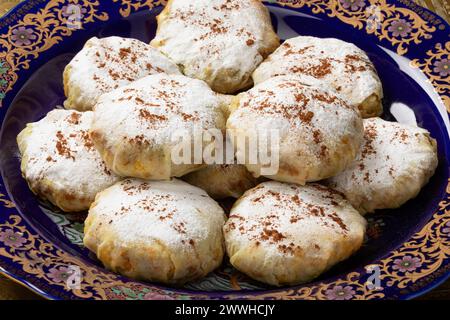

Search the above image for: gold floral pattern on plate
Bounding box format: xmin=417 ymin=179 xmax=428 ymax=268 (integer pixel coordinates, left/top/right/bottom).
xmin=0 ymin=192 xmax=15 ymax=208
xmin=112 ymin=0 xmax=167 ymax=18
xmin=0 ymin=208 xmax=210 ymax=300
xmin=0 ymin=185 xmax=449 ymax=299
xmin=273 ymin=0 xmax=436 ymax=55
xmin=412 ymin=41 xmax=450 ymax=112
xmin=0 ymin=0 xmax=108 ymax=107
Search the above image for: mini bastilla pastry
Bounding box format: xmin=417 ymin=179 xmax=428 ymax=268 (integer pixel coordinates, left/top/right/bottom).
xmin=227 ymin=75 xmax=363 ymax=185
xmin=326 ymin=117 xmax=438 ymax=214
xmin=17 ymin=110 xmax=120 ymax=212
xmin=63 ymin=36 xmax=181 ymax=111
xmin=151 ymin=0 xmax=280 ymax=94
xmin=90 ymin=73 xmax=227 ymax=180
xmin=224 ymin=181 xmax=366 ymax=286
xmin=183 ymin=164 xmax=259 ymax=199
xmin=84 ymin=178 xmax=226 ymax=284
xmin=253 ymin=36 xmax=383 ymax=118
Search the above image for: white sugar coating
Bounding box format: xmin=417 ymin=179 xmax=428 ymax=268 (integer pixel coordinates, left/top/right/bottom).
xmin=63 ymin=36 xmax=181 ymax=111
xmin=225 ymin=181 xmax=366 ymax=254
xmin=91 ymin=73 xmax=227 ymax=179
xmin=17 ymin=109 xmax=121 ymax=212
xmin=252 ymin=36 xmax=383 ymax=117
xmin=227 ymin=75 xmax=363 ymax=184
xmin=87 ymin=178 xmax=225 ymax=246
xmin=224 ymin=181 xmax=366 ymax=285
xmin=326 ymin=117 xmax=438 ymax=214
xmin=84 ymin=178 xmax=226 ymax=283
xmin=151 ymin=0 xmax=279 ymax=93
xmin=93 ymin=73 xmax=225 ymax=148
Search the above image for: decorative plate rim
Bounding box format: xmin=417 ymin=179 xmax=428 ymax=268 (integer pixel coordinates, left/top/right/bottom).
xmin=0 ymin=0 xmax=449 ymax=300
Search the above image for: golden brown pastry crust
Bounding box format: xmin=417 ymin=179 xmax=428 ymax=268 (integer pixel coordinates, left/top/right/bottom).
xmin=224 ymin=182 xmax=366 ymax=286
xmin=326 ymin=118 xmax=438 ymax=214
xmin=84 ymin=179 xmax=226 ymax=284
xmin=151 ymin=0 xmax=280 ymax=94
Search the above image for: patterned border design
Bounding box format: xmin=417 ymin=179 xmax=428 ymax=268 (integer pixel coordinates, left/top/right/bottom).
xmin=274 ymin=0 xmax=436 ymax=55
xmin=0 ymin=0 xmax=108 ymax=107
xmin=0 ymin=192 xmax=14 ymax=208
xmin=0 ymin=214 xmax=113 ymax=300
xmin=0 ymin=193 xmax=212 ymax=300
xmin=411 ymin=41 xmax=450 ymax=112
xmin=112 ymin=0 xmax=167 ymax=18
xmin=0 ymin=0 xmax=449 ymax=300
xmin=378 ymin=199 xmax=450 ymax=294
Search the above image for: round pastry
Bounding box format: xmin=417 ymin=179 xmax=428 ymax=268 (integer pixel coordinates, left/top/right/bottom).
xmin=90 ymin=73 xmax=227 ymax=180
xmin=182 ymin=164 xmax=259 ymax=199
xmin=252 ymin=36 xmax=383 ymax=118
xmin=84 ymin=178 xmax=226 ymax=284
xmin=17 ymin=109 xmax=120 ymax=212
xmin=226 ymin=75 xmax=364 ymax=185
xmin=63 ymin=36 xmax=181 ymax=111
xmin=325 ymin=117 xmax=438 ymax=214
xmin=150 ymin=0 xmax=280 ymax=94
xmin=223 ymin=181 xmax=366 ymax=286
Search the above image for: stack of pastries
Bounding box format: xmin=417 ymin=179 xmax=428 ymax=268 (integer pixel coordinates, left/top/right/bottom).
xmin=17 ymin=0 xmax=438 ymax=286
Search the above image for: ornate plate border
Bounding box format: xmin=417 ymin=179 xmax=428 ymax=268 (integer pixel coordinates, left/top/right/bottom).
xmin=0 ymin=0 xmax=449 ymax=300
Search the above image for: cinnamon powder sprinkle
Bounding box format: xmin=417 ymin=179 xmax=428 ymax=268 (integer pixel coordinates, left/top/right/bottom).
xmin=138 ymin=109 xmax=168 ymax=122
xmin=260 ymin=228 xmax=285 ymax=242
xmin=135 ymin=97 xmax=144 ymax=104
xmin=313 ymin=93 xmax=337 ymax=104
xmin=67 ymin=112 xmax=81 ymax=125
xmin=319 ymin=145 xmax=328 ymax=158
xmin=328 ymin=212 xmax=348 ymax=231
xmin=344 ymin=54 xmax=367 ymax=73
xmin=55 ymin=131 xmax=75 ymax=160
xmin=119 ymin=47 xmax=131 ymax=59
xmin=284 ymin=45 xmax=313 ymax=57
xmin=80 ymin=130 xmax=95 ymax=150
xmin=313 ymin=130 xmax=322 ymax=144
xmin=299 ymin=110 xmax=314 ymax=124
xmin=291 ymin=58 xmax=332 ymax=79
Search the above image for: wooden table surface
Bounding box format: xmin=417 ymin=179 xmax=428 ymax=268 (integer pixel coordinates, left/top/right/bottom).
xmin=0 ymin=0 xmax=449 ymax=300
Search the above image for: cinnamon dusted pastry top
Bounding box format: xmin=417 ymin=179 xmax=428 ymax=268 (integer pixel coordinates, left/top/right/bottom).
xmin=224 ymin=181 xmax=366 ymax=286
xmin=151 ymin=0 xmax=280 ymax=94
xmin=253 ymin=36 xmax=383 ymax=118
xmin=326 ymin=117 xmax=438 ymax=214
xmin=227 ymin=75 xmax=364 ymax=185
xmin=17 ymin=109 xmax=121 ymax=212
xmin=90 ymin=73 xmax=227 ymax=180
xmin=64 ymin=36 xmax=181 ymax=111
xmin=84 ymin=178 xmax=226 ymax=284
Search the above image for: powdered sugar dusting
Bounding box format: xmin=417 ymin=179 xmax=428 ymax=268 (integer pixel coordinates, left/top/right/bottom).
xmin=151 ymin=0 xmax=279 ymax=93
xmin=64 ymin=36 xmax=181 ymax=111
xmin=227 ymin=75 xmax=363 ymax=182
xmin=224 ymin=181 xmax=366 ymax=257
xmin=253 ymin=36 xmax=383 ymax=110
xmin=92 ymin=73 xmax=226 ymax=151
xmin=89 ymin=179 xmax=225 ymax=249
xmin=326 ymin=117 xmax=438 ymax=214
xmin=17 ymin=109 xmax=120 ymax=210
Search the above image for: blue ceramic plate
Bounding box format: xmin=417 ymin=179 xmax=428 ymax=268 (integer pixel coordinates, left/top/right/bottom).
xmin=0 ymin=0 xmax=449 ymax=300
